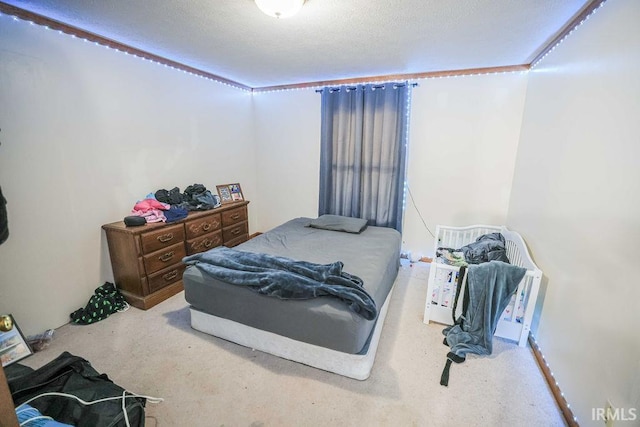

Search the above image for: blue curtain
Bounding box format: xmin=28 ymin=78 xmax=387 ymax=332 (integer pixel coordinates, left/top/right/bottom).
xmin=319 ymin=83 xmax=410 ymax=232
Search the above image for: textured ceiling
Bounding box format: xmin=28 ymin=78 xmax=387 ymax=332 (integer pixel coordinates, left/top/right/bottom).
xmin=1 ymin=0 xmax=592 ymax=88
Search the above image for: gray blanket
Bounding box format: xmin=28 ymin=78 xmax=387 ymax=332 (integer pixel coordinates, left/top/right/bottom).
xmin=183 ymin=247 xmax=377 ymax=320
xmin=440 ymin=260 xmax=526 ymax=385
xmin=458 ymin=232 xmax=510 ymax=264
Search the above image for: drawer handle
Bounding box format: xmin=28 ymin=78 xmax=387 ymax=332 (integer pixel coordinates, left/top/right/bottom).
xmin=163 ymin=270 xmax=178 ymax=281
xmin=230 ymin=213 xmax=240 ymax=220
xmin=232 ymin=228 xmax=241 ymax=235
xmin=159 ymin=251 xmax=175 ymax=262
xmin=157 ymin=233 xmax=174 ymax=243
xmin=204 ymin=239 xmax=213 ymax=248
xmin=202 ymin=223 xmax=211 ymax=231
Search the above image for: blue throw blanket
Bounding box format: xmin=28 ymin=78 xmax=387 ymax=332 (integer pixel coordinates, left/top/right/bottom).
xmin=440 ymin=260 xmax=527 ymax=386
xmin=183 ymin=247 xmax=377 ymax=320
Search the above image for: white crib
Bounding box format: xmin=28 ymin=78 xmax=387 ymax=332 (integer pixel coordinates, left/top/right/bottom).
xmin=423 ymin=225 xmax=543 ymax=347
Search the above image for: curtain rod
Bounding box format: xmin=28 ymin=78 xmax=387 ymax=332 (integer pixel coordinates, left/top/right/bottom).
xmin=315 ymin=82 xmax=418 ymax=93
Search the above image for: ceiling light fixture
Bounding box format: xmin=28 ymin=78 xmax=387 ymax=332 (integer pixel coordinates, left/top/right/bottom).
xmin=255 ymin=0 xmax=305 ymax=19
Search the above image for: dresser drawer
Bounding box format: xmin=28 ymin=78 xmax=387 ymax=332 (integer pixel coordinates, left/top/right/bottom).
xmin=141 ymin=224 xmax=185 ymax=254
xmin=221 ymin=207 xmax=247 ymax=227
xmin=185 ymin=213 xmax=221 ymax=239
xmin=224 ymin=233 xmax=249 ymax=248
xmin=186 ymin=230 xmax=223 ymax=255
xmin=222 ymin=221 xmax=248 ymax=242
xmin=148 ymin=263 xmax=186 ymax=294
xmin=143 ymin=242 xmax=186 ymax=275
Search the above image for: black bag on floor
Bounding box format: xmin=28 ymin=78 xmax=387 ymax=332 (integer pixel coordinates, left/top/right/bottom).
xmin=8 ymin=351 xmax=146 ymax=427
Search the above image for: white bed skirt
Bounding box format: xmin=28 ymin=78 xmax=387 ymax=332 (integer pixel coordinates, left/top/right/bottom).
xmin=190 ymin=285 xmax=394 ymax=381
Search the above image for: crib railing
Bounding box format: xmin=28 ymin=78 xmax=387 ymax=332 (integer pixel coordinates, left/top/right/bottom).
xmin=424 ymin=224 xmax=542 ymax=347
xmin=437 ymin=225 xmax=502 ymax=250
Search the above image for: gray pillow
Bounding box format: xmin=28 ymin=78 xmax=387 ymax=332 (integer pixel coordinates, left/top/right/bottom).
xmin=308 ymin=215 xmax=368 ymax=234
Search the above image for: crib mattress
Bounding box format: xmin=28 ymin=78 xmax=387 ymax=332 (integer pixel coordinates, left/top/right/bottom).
xmin=183 ymin=217 xmax=401 ymax=354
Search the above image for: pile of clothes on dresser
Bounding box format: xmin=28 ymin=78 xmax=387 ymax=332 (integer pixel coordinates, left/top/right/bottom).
xmin=130 ymin=183 xmax=221 ymax=224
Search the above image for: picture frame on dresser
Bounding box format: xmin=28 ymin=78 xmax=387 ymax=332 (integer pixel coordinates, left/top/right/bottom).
xmin=216 ymin=185 xmax=233 ymax=204
xmin=217 ymin=183 xmax=243 ymax=204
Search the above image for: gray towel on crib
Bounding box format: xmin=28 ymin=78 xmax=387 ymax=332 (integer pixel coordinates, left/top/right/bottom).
xmin=440 ymin=261 xmax=526 ymax=386
xmin=183 ymin=246 xmax=377 ymax=320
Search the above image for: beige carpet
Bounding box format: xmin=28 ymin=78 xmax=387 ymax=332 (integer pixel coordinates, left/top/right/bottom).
xmin=20 ymin=261 xmax=565 ymax=426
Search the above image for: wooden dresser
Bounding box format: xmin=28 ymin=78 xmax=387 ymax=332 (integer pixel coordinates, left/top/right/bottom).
xmin=102 ymin=201 xmax=249 ymax=310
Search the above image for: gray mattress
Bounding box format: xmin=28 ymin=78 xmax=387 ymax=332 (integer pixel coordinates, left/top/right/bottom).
xmin=183 ymin=217 xmax=401 ymax=354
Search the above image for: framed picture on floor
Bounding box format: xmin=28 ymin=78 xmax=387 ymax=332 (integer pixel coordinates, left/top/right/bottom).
xmin=0 ymin=314 xmax=33 ymax=367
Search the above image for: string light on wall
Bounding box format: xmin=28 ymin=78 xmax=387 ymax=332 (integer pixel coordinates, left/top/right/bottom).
xmin=255 ymin=0 xmax=305 ymax=19
xmin=0 ymin=8 xmax=252 ymax=92
xmin=531 ymin=0 xmax=608 ymax=68
xmin=250 ymin=69 xmax=529 ymax=94
xmin=1 ymin=0 xmax=610 ymax=95
xmin=529 ymin=335 xmax=579 ymax=425
xmin=1 ymin=9 xmax=527 ymax=98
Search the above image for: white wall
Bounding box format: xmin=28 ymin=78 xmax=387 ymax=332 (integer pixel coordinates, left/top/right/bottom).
xmin=507 ymin=0 xmax=640 ymax=424
xmin=403 ymin=74 xmax=528 ymax=258
xmin=251 ymin=90 xmax=321 ymax=231
xmin=0 ymin=17 xmax=256 ymax=336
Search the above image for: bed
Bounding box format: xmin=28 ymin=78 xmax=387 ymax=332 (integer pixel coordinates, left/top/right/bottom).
xmin=423 ymin=224 xmax=543 ymax=347
xmin=182 ymin=217 xmax=402 ymax=380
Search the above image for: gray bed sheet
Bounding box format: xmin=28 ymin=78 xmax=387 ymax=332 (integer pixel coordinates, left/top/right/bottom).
xmin=183 ymin=217 xmax=401 ymax=354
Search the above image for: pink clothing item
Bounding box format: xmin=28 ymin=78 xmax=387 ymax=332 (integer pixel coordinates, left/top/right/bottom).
xmin=133 ymin=198 xmax=170 ymax=212
xmin=131 ymin=209 xmax=167 ymax=223
xmin=130 ymin=198 xmax=170 ymax=223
